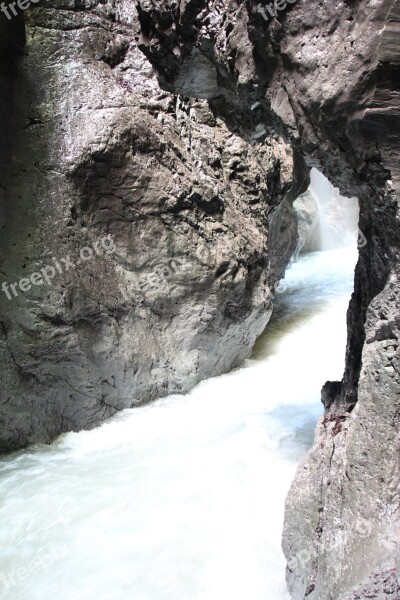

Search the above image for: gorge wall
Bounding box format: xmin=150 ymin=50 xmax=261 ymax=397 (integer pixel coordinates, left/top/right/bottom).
xmin=0 ymin=1 xmax=399 ymax=598
xmin=0 ymin=1 xmax=299 ymax=451
xmin=134 ymin=0 xmax=400 ymax=598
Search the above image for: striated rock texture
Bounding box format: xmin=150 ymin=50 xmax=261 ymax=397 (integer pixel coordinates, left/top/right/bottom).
xmin=135 ymin=0 xmax=400 ymax=598
xmin=0 ymin=1 xmax=299 ymax=451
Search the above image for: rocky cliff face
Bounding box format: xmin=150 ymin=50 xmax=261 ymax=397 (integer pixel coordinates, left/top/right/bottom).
xmin=0 ymin=1 xmax=298 ymax=451
xmin=135 ymin=0 xmax=400 ymax=597
xmin=1 ymin=0 xmax=399 ymax=596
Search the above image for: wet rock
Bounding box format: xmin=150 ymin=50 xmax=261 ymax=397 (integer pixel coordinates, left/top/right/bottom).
xmin=0 ymin=2 xmax=297 ymax=451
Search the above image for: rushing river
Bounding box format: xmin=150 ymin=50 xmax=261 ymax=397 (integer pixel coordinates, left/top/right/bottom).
xmin=0 ymin=244 xmax=357 ymax=600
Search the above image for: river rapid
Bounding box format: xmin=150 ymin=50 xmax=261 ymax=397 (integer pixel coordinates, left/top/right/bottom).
xmin=0 ymin=243 xmax=357 ymax=600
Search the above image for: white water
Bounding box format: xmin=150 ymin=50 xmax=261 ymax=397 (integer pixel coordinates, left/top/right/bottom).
xmin=309 ymin=168 xmax=359 ymax=250
xmin=0 ymin=243 xmax=358 ymax=600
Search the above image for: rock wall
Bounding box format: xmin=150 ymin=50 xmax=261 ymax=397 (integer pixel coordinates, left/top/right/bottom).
xmin=0 ymin=1 xmax=298 ymax=451
xmin=135 ymin=0 xmax=400 ymax=597
xmin=1 ymin=0 xmax=399 ymax=595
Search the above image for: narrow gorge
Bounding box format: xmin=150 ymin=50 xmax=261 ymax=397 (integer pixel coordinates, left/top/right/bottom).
xmin=0 ymin=1 xmax=399 ymax=599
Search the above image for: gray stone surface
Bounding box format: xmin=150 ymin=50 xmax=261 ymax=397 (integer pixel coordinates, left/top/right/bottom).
xmin=341 ymin=565 xmax=400 ymax=600
xmin=0 ymin=2 xmax=298 ymax=451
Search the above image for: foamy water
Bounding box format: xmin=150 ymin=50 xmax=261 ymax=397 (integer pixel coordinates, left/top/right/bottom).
xmin=0 ymin=247 xmax=357 ymax=600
